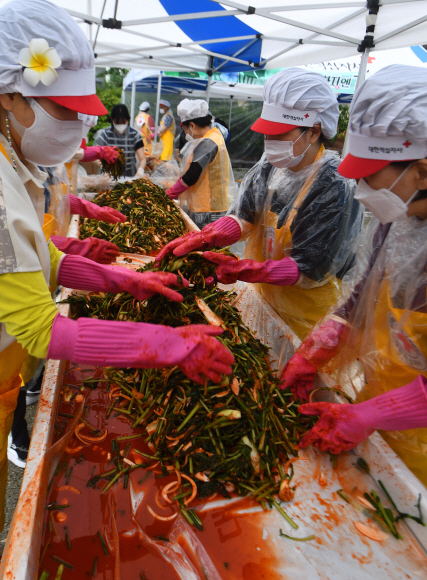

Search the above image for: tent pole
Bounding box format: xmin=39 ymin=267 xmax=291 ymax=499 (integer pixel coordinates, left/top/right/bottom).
xmin=130 ymin=80 xmax=136 ymax=127
xmin=121 ymin=90 xmax=125 ymax=105
xmin=154 ymin=72 xmax=162 ymax=144
xmin=341 ymin=45 xmax=371 ymax=158
xmin=206 ymin=75 xmax=213 ymax=107
xmin=206 ymin=57 xmax=214 ymax=107
xmin=228 ymin=96 xmax=233 ymax=129
xmin=342 ymin=0 xmax=379 ymax=158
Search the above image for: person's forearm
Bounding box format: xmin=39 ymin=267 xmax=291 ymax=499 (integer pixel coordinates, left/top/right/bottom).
xmin=137 ymin=150 xmax=146 ymax=169
xmin=0 ymin=271 xmax=58 ymax=359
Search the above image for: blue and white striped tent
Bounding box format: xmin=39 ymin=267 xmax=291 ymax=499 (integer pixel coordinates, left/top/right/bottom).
xmin=20 ymin=0 xmax=427 ymax=76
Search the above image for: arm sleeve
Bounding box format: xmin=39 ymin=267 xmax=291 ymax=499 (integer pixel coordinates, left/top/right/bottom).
xmin=181 ymin=163 xmax=203 ymax=187
xmin=181 ymin=139 xmax=218 ymax=187
xmin=290 ymin=169 xmax=361 ymax=282
xmin=0 ymin=270 xmax=58 ymax=359
xmin=148 ymin=115 xmax=155 ymax=130
xmin=163 ymin=114 xmax=173 ymax=129
xmin=48 ymin=240 xmax=64 ymax=289
xmin=134 ymin=133 xmax=144 ymax=152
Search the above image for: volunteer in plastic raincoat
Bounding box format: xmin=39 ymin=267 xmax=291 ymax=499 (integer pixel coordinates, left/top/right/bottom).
xmin=281 ymin=65 xmax=427 ymax=486
xmin=158 ymin=70 xmax=363 ymax=339
xmin=157 ymin=100 xmax=175 ymax=161
xmin=165 ymin=99 xmax=237 ymax=229
xmin=0 ymin=0 xmax=234 ymax=530
xmin=135 ymin=101 xmax=155 ymax=154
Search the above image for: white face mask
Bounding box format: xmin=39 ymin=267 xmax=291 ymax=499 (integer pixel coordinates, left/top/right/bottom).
xmin=264 ymin=130 xmax=311 ymax=168
xmin=185 ymin=127 xmax=194 ymax=142
xmin=9 ymin=98 xmax=84 ymax=167
xmin=355 ymin=165 xmax=418 ymax=224
xmin=113 ymin=123 xmax=128 ymax=134
xmin=159 ymin=108 xmax=166 ymax=115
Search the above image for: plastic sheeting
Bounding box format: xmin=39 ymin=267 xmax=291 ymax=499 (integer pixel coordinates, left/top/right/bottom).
xmin=150 ymin=158 xmax=181 ymax=190
xmin=44 ymin=164 xmax=71 ymax=238
xmin=229 ymin=148 xmax=363 ymax=337
xmin=305 ymin=215 xmax=427 ymax=487
xmin=125 ymin=91 xmax=264 ymax=166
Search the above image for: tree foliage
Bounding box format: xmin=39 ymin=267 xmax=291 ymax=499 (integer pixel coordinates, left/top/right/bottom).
xmin=336 ymin=105 xmax=350 ymax=140
xmin=87 ymin=68 xmax=128 ymax=145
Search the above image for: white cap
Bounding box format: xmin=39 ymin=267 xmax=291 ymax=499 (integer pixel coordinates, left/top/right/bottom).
xmin=252 ymin=68 xmax=339 ymax=139
xmin=346 ymin=64 xmax=427 ymax=163
xmin=0 ymin=0 xmax=97 ymax=102
xmin=177 ymin=99 xmax=209 ymax=122
xmin=159 ymin=99 xmax=171 ymax=108
xmin=139 ymin=101 xmax=150 ymax=111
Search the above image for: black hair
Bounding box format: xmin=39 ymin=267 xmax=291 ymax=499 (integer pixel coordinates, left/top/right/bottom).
xmin=390 ymin=160 xmax=427 ymax=201
xmin=110 ymin=104 xmax=130 ymax=124
xmin=181 ymin=114 xmax=213 ymax=129
xmin=297 ymin=126 xmax=334 ymax=149
xmin=214 ymin=117 xmax=229 ymax=131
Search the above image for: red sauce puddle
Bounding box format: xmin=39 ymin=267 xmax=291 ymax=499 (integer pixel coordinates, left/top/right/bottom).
xmin=38 ymin=365 xmax=283 ymax=579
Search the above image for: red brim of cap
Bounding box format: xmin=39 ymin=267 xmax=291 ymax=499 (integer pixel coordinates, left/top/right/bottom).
xmin=43 ymin=95 xmax=108 ymax=116
xmin=251 ymin=117 xmax=298 ymax=136
xmin=338 ymin=154 xmax=392 ymax=179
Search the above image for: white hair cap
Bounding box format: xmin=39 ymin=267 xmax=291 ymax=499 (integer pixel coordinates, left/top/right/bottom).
xmin=255 ymin=68 xmax=339 ymax=139
xmin=177 ymin=99 xmax=209 ymax=122
xmin=347 ymin=64 xmax=427 ymax=161
xmin=0 ymin=0 xmax=95 ymax=98
xmin=139 ymin=101 xmax=150 ymax=111
xmin=159 ymin=99 xmax=171 ymax=108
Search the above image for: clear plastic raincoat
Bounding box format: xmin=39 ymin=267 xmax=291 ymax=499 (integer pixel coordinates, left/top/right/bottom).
xmin=316 ymin=215 xmax=427 ymax=485
xmin=178 ymin=127 xmax=238 ymax=228
xmin=230 ymin=147 xmax=363 ymax=339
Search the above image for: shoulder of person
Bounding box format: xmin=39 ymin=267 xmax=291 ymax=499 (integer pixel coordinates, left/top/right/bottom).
xmin=312 ymin=151 xmax=355 ymax=193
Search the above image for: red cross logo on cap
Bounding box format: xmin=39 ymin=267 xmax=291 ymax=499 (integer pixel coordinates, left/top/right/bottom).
xmin=304 ymin=113 xmax=309 ymax=118
xmin=403 ymin=140 xmax=412 ymax=148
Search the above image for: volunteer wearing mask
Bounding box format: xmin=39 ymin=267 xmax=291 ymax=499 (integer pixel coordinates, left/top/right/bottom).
xmin=165 ymin=99 xmax=236 ymax=229
xmin=280 ymin=65 xmax=427 ymax=486
xmin=158 ymin=70 xmax=363 ymax=339
xmin=0 ymin=0 xmax=234 ymax=529
xmin=135 ymin=101 xmax=155 ymax=154
xmin=95 ymin=104 xmax=146 ymax=177
xmin=156 ymin=100 xmax=175 ymax=161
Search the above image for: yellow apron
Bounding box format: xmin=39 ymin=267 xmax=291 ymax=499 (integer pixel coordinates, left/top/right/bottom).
xmin=181 ymin=127 xmax=230 ymax=214
xmin=358 ymin=278 xmax=427 ymax=486
xmin=0 ymin=143 xmax=53 ymax=529
xmin=136 ymin=112 xmax=153 ymax=154
xmin=159 ymin=111 xmax=176 ymax=161
xmin=244 ymin=146 xmax=342 ymax=339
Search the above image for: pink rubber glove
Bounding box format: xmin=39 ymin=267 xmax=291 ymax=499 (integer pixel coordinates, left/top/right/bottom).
xmin=69 ymin=194 xmax=126 ymax=224
xmin=166 ymin=178 xmax=190 ymax=200
xmin=203 ymin=252 xmax=299 ymax=286
xmin=51 ymin=235 xmax=120 ymax=264
xmin=280 ymin=318 xmax=349 ymax=401
xmin=47 ymin=315 xmax=234 ymax=385
xmin=58 ymin=255 xmax=187 ymax=302
xmin=82 ymin=146 xmax=119 ymax=164
xmin=298 ymin=375 xmax=427 ymax=454
xmin=156 ymin=217 xmax=241 ymax=262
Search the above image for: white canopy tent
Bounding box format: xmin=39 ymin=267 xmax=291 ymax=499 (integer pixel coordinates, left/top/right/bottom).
xmin=5 ymin=0 xmax=425 ymax=77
